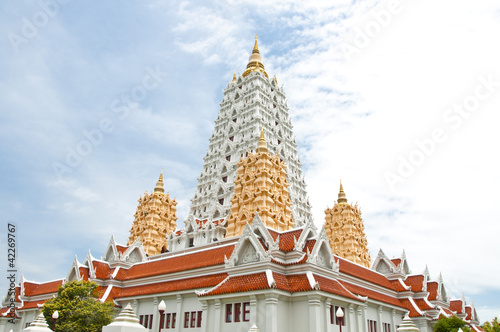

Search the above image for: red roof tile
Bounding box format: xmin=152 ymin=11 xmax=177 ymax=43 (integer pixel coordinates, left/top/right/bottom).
xmin=117 ymin=273 xmax=228 ymax=298
xmin=449 ymin=300 xmax=464 ymax=314
xmin=390 ymin=279 xmax=409 ymax=292
xmin=465 ymin=306 xmax=472 ymax=320
xmin=405 ymin=275 xmax=425 ymax=292
xmin=115 ymin=245 xmax=235 ymax=280
xmin=340 ymin=281 xmax=405 ymax=309
xmin=201 ymin=272 xmax=269 ymax=296
xmin=399 ymin=298 xmax=424 ymax=317
xmin=303 ymin=240 xmax=316 ymax=253
xmin=23 ymin=280 xmax=63 ymax=297
xmin=414 ymin=298 xmax=434 ymax=311
xmin=314 ymin=275 xmax=360 ymax=301
xmin=79 ymin=267 xmax=90 ymax=281
xmin=116 ymin=245 xmax=128 ymax=255
xmin=18 ymin=300 xmax=45 ymax=310
xmin=338 ymin=257 xmax=396 ymax=290
xmin=427 ymin=281 xmax=438 ymax=300
xmin=392 ymin=258 xmax=402 ymax=267
xmin=92 ymin=261 xmax=113 ymax=280
xmin=277 ymin=229 xmax=303 ymax=252
xmin=278 ymin=274 xmax=312 ymax=293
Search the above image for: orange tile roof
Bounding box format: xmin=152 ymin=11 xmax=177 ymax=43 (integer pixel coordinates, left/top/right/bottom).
xmin=427 ymin=281 xmax=438 ymax=300
xmin=276 ymin=274 xmax=311 ymax=293
xmin=405 ymin=275 xmax=425 ymax=292
xmin=116 ymin=273 xmax=228 ymax=298
xmin=303 ymin=240 xmax=316 ymax=253
xmin=465 ymin=306 xmax=472 ymax=320
xmin=201 ymin=272 xmax=269 ymax=296
xmin=23 ymin=280 xmax=63 ymax=297
xmin=115 ymin=245 xmax=235 ymax=280
xmin=314 ymin=275 xmax=360 ymax=301
xmin=92 ymin=261 xmax=113 ymax=280
xmin=390 ymin=279 xmax=409 ymax=292
xmin=472 ymin=325 xmax=485 ymax=332
xmin=79 ymin=267 xmax=90 ymax=281
xmin=277 ymin=229 xmax=303 ymax=252
xmin=449 ymin=300 xmax=464 ymax=314
xmin=338 ymin=257 xmax=396 ymax=290
xmin=340 ymin=281 xmax=405 ymax=309
xmin=399 ymin=298 xmax=424 ymax=317
xmin=391 ymin=258 xmax=402 ymax=267
xmin=414 ymin=298 xmax=434 ymax=311
xmin=116 ymin=245 xmax=128 ymax=255
xmin=18 ymin=300 xmax=45 ymax=310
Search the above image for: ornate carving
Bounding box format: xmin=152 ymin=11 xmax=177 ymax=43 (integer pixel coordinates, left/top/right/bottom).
xmin=239 ymin=244 xmax=259 ymax=265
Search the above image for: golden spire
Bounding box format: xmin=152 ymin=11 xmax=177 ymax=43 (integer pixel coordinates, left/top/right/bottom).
xmin=338 ymin=180 xmax=347 ymax=204
xmin=231 ymin=72 xmax=237 ymax=84
xmin=242 ymin=35 xmax=268 ymax=78
xmin=256 ymin=126 xmax=268 ymax=153
xmin=154 ymin=170 xmax=164 ymax=194
xmin=274 ymin=75 xmax=278 ymax=84
xmin=253 ymin=34 xmax=259 ymax=53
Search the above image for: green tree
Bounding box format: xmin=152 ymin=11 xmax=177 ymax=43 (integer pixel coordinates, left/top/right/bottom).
xmin=482 ymin=317 xmax=500 ymax=332
xmin=433 ymin=315 xmax=471 ymax=332
xmin=42 ymin=280 xmax=115 ymax=332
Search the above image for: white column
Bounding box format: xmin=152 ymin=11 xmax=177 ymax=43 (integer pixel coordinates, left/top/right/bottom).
xmin=356 ymin=306 xmax=362 ymax=332
xmin=325 ymin=299 xmax=333 ymax=332
xmin=133 ymin=299 xmax=139 ymax=315
xmin=362 ymin=305 xmax=368 ymax=332
xmin=265 ymin=294 xmax=278 ymax=332
xmin=250 ymin=295 xmax=257 ymax=326
xmin=174 ymin=294 xmax=182 ymax=332
xmin=153 ymin=297 xmax=159 ymax=332
xmin=348 ymin=304 xmax=356 ymax=332
xmin=200 ymin=300 xmax=208 ymax=332
xmin=214 ymin=299 xmax=221 ymax=332
xmin=307 ymin=295 xmax=322 ymax=332
xmin=378 ymin=305 xmax=383 ymax=332
xmin=391 ymin=309 xmax=396 ymax=332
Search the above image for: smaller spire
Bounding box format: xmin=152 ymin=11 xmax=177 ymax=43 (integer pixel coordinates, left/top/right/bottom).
xmin=256 ymin=126 xmax=268 ymax=153
xmin=338 ymin=180 xmax=347 ymax=204
xmin=274 ymin=75 xmax=278 ymax=84
xmin=154 ymin=170 xmax=164 ymax=194
xmin=231 ymin=72 xmax=237 ymax=84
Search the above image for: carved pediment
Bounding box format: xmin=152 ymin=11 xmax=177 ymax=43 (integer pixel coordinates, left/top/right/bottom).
xmin=225 ymin=222 xmax=271 ymax=268
xmin=306 ymin=227 xmax=338 ymax=271
xmin=294 ymin=218 xmax=318 ymax=251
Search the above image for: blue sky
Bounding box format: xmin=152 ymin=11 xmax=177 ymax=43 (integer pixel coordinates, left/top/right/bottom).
xmin=1 ymin=0 xmax=499 ymax=323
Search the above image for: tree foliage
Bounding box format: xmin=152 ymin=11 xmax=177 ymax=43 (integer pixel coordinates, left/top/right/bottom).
xmin=433 ymin=315 xmax=471 ymax=332
xmin=482 ymin=317 xmax=500 ymax=332
xmin=41 ymin=280 xmax=115 ymax=332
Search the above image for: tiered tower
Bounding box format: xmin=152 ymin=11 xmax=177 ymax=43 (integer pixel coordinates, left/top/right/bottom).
xmin=324 ymin=182 xmax=371 ymax=267
xmin=188 ymin=35 xmax=311 ymax=226
xmin=127 ymin=171 xmax=178 ymax=256
xmin=225 ymin=129 xmax=293 ymax=237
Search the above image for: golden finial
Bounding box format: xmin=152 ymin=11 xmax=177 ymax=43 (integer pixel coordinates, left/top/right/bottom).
xmin=253 ymin=34 xmax=259 ymax=53
xmin=231 ymin=72 xmax=237 ymax=84
xmin=154 ymin=170 xmax=165 ymax=194
xmin=338 ymin=180 xmax=347 ymax=204
xmin=274 ymin=75 xmax=278 ymax=84
xmin=256 ymin=126 xmax=268 ymax=153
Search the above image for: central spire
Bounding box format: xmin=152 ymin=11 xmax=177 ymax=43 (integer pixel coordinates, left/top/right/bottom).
xmin=242 ymin=35 xmax=268 ymax=78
